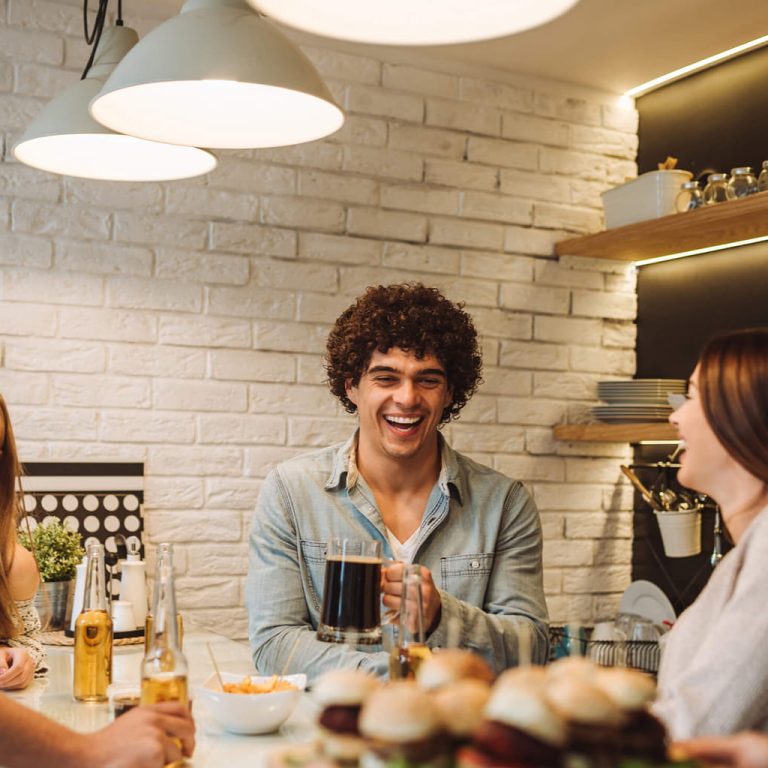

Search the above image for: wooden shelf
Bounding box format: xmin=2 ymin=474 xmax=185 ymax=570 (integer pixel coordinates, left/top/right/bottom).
xmin=555 ymin=190 xmax=768 ymax=262
xmin=553 ymin=423 xmax=678 ymax=443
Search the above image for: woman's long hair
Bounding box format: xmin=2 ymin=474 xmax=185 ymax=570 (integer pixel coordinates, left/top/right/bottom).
xmin=0 ymin=395 xmax=23 ymax=637
xmin=698 ymin=328 xmax=768 ymax=484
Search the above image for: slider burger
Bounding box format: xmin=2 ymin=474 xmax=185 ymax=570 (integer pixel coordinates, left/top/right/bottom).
xmin=458 ymin=682 xmax=567 ymax=768
xmin=432 ymin=678 xmax=492 ymax=745
xmin=314 ymin=669 xmax=382 ymax=765
xmin=417 ymin=649 xmax=495 ymax=691
xmin=593 ymin=667 xmax=667 ymax=762
xmin=359 ymin=681 xmax=449 ymax=768
xmin=544 ymin=672 xmax=624 ymax=757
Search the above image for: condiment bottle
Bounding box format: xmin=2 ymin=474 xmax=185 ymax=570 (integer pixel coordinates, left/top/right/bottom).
xmin=703 ymin=172 xmax=729 ymax=205
xmin=726 ymin=166 xmax=758 ymax=199
xmin=118 ymin=538 xmax=147 ymax=631
xmin=388 ymin=564 xmax=431 ymax=680
xmin=73 ymin=542 xmax=113 ymax=701
xmin=141 ymin=543 xmax=188 ymax=716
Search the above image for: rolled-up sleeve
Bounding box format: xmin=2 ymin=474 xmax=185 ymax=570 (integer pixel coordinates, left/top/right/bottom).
xmin=247 ymin=469 xmax=389 ymax=682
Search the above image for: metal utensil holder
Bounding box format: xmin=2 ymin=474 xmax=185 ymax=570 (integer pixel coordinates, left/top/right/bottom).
xmin=549 ymin=626 xmax=660 ymax=676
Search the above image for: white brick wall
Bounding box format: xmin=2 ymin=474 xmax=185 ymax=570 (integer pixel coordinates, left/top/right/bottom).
xmin=0 ymin=2 xmax=640 ymax=635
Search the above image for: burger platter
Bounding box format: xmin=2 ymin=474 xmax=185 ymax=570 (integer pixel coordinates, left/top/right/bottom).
xmin=271 ymin=650 xmax=695 ymax=768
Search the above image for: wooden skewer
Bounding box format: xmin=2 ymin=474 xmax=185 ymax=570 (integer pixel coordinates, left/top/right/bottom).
xmin=269 ymin=635 xmax=301 ymax=691
xmin=206 ymin=642 xmax=225 ymax=692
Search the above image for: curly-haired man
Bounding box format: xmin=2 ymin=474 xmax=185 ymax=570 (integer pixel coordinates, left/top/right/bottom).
xmin=247 ymin=283 xmax=548 ymax=680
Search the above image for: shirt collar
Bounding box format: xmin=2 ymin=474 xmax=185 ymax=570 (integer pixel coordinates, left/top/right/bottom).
xmin=324 ymin=430 xmax=464 ymax=504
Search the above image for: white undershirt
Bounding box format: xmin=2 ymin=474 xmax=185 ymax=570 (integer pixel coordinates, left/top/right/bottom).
xmin=386 ymin=527 xmax=420 ymax=565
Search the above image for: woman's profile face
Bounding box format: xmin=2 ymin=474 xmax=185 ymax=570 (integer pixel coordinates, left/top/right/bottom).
xmin=669 ymin=365 xmax=738 ymax=498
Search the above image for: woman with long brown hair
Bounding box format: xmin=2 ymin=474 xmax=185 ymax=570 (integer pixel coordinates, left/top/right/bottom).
xmin=0 ymin=394 xmax=44 ymax=689
xmin=653 ymin=328 xmax=768 ymax=738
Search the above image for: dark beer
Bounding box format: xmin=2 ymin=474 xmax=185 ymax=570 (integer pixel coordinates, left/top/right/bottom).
xmin=112 ymin=693 xmax=141 ymax=717
xmin=318 ymin=555 xmax=381 ymax=644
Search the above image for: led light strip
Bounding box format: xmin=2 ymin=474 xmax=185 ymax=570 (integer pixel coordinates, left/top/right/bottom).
xmin=633 ymin=235 xmax=768 ymax=267
xmin=625 ymin=34 xmax=768 ymax=98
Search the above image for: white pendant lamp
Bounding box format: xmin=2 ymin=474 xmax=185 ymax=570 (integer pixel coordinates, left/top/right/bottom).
xmin=247 ymin=0 xmax=580 ymax=46
xmin=13 ymin=25 xmax=217 ymax=181
xmin=89 ymin=0 xmax=344 ymax=150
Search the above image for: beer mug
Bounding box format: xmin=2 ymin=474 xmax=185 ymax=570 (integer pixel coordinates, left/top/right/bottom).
xmin=317 ymin=538 xmax=383 ymax=645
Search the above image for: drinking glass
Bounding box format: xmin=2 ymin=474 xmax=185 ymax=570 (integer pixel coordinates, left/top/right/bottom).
xmin=317 ymin=538 xmax=383 ymax=645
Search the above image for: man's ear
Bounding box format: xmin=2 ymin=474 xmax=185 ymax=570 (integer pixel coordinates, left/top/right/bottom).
xmin=345 ymin=379 xmax=359 ymax=406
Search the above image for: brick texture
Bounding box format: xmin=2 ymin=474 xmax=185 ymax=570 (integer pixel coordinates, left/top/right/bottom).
xmin=0 ymin=3 xmax=640 ymax=634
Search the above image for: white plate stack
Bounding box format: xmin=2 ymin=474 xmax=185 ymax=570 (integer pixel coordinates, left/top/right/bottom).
xmin=593 ymin=379 xmax=687 ymax=423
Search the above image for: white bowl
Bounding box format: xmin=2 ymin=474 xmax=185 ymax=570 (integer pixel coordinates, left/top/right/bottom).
xmin=197 ymin=672 xmax=307 ymax=735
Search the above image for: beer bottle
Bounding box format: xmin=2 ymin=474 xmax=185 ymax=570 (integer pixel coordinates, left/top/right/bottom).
xmin=141 ymin=543 xmax=188 ymax=709
xmin=144 ymin=544 xmax=183 ymax=654
xmin=389 ymin=563 xmax=432 ymax=680
xmin=73 ymin=542 xmax=113 ymax=701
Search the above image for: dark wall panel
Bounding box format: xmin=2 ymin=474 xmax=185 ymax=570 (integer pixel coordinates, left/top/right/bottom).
xmin=636 ymin=242 xmax=768 ymax=380
xmin=637 ymin=47 xmax=768 ymax=179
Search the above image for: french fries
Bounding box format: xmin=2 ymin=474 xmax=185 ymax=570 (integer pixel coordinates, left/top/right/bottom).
xmin=223 ymin=676 xmax=298 ymax=695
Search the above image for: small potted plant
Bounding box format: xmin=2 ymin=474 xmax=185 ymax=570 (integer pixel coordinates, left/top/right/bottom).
xmin=18 ymin=520 xmax=85 ymax=631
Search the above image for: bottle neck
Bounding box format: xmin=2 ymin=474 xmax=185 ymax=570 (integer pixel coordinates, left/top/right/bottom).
xmin=147 ymin=552 xmax=181 ymax=653
xmin=82 ymin=548 xmax=108 ymax=612
xmin=398 ymin=565 xmax=425 ymax=646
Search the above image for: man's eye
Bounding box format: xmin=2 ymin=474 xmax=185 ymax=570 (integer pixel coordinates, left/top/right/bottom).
xmin=420 ymin=379 xmax=441 ymax=387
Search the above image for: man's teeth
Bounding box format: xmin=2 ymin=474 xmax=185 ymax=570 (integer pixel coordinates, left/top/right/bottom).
xmin=385 ymin=415 xmax=421 ymax=426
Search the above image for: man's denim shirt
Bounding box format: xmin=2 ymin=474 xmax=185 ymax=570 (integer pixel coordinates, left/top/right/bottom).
xmin=247 ymin=432 xmax=549 ymax=681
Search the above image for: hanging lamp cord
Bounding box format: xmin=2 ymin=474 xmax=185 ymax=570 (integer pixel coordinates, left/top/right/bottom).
xmin=80 ymin=0 xmax=112 ymax=79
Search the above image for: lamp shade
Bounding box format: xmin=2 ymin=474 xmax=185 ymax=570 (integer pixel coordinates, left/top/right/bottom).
xmin=248 ymin=0 xmax=580 ymax=46
xmin=13 ymin=26 xmax=217 ymax=181
xmin=89 ymin=0 xmax=344 ymax=150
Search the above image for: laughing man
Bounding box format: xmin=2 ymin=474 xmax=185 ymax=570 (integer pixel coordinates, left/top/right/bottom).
xmin=247 ymin=283 xmax=548 ymax=679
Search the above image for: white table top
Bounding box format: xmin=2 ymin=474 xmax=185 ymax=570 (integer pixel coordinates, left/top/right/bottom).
xmin=4 ymin=629 xmax=320 ymax=768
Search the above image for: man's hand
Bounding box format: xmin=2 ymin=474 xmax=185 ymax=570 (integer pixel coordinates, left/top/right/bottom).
xmin=673 ymin=732 xmax=768 ymax=768
xmin=80 ymin=702 xmax=196 ymax=768
xmin=382 ymin=562 xmax=442 ymax=635
xmin=0 ymin=647 xmax=35 ymax=690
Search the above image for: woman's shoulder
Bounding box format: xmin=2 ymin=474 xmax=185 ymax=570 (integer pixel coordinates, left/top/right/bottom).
xmin=7 ymin=543 xmax=40 ymax=601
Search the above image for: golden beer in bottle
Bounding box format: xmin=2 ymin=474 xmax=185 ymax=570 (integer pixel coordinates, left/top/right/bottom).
xmin=141 ymin=543 xmax=188 ymax=767
xmin=388 ymin=564 xmax=432 ymax=680
xmin=74 ymin=542 xmax=113 ymax=701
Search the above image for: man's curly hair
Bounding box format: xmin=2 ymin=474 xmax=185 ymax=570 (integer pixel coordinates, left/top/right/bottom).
xmin=325 ymin=283 xmax=483 ymax=423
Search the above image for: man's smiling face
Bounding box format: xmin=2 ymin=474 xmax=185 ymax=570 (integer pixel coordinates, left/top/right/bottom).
xmin=346 ymin=347 xmax=452 ymax=464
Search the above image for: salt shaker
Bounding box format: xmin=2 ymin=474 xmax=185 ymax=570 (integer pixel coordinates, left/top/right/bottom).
xmin=703 ymin=173 xmax=729 ymax=205
xmin=726 ymin=166 xmax=758 ymax=199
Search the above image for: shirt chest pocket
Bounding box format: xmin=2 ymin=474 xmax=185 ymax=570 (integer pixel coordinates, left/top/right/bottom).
xmin=440 ymin=553 xmax=494 ymax=604
xmin=300 ymin=539 xmax=327 ymax=612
